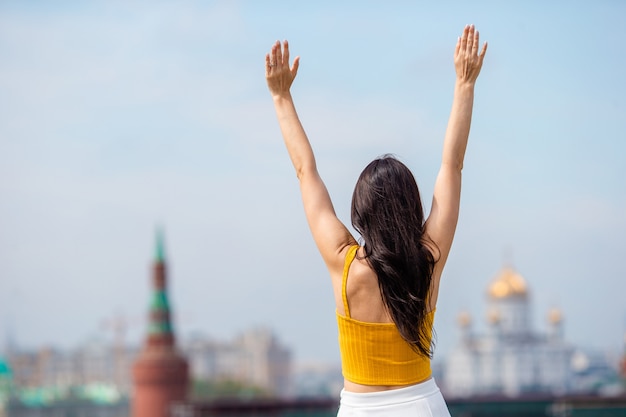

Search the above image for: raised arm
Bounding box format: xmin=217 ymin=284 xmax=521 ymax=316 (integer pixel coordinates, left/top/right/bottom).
xmin=425 ymin=25 xmax=487 ymax=278
xmin=265 ymin=41 xmax=355 ymax=272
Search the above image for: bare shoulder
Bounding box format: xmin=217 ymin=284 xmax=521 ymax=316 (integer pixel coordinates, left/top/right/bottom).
xmin=332 ymin=242 xmax=358 ymax=277
xmin=341 ymin=249 xmax=391 ymax=323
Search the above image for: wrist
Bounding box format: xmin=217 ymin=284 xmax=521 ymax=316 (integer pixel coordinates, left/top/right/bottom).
xmin=272 ymin=91 xmax=293 ymax=103
xmin=454 ymin=80 xmax=476 ymax=91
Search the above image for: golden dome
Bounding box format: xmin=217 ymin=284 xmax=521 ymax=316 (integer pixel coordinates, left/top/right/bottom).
xmin=486 ymin=307 xmax=501 ymax=324
xmin=487 ymin=267 xmax=528 ymax=299
xmin=548 ymin=307 xmax=563 ymax=324
xmin=457 ymin=311 xmax=472 ymax=328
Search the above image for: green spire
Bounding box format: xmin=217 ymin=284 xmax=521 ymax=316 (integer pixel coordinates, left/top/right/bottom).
xmin=149 ymin=226 xmax=173 ymax=337
xmin=155 ymin=227 xmax=165 ymax=263
xmin=149 ymin=290 xmax=173 ymax=336
xmin=151 ymin=290 xmax=170 ymax=311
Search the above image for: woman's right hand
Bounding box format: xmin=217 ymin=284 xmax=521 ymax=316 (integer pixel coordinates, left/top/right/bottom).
xmin=266 ymin=40 xmax=300 ymax=99
xmin=454 ymin=25 xmax=487 ymax=84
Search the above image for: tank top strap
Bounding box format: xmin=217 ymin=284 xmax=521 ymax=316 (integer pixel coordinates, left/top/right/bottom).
xmin=342 ymin=245 xmax=359 ymax=318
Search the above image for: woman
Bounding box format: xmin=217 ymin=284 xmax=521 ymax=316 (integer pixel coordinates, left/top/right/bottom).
xmin=266 ymin=25 xmax=487 ymax=416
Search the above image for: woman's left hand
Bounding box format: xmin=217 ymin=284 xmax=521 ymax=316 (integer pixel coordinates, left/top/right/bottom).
xmin=454 ymin=24 xmax=487 ymax=85
xmin=266 ymin=40 xmax=300 ymax=99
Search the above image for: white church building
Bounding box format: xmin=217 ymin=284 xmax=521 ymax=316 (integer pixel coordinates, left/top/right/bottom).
xmin=443 ymin=266 xmax=575 ymax=397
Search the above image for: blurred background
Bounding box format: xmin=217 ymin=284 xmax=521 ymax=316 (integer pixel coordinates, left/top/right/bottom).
xmin=0 ymin=1 xmax=625 ymax=416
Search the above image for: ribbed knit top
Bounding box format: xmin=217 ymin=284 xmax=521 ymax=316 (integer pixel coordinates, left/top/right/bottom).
xmin=336 ymin=245 xmax=434 ymax=385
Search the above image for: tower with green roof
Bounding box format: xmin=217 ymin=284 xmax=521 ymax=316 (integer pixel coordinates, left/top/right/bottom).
xmin=147 ymin=229 xmax=174 ymax=343
xmin=131 ymin=231 xmax=189 ymax=417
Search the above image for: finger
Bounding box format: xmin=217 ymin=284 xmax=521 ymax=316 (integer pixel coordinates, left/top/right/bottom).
xmin=275 ymin=40 xmax=283 ymax=66
xmin=454 ymin=36 xmax=461 ymax=58
xmin=479 ymin=41 xmax=488 ymax=62
xmin=465 ymin=25 xmax=474 ymax=55
xmin=291 ymin=56 xmax=300 ymax=78
xmin=460 ymin=25 xmax=469 ymax=54
xmin=283 ymin=40 xmax=290 ymax=67
xmin=265 ymin=53 xmax=271 ymax=74
xmin=270 ymin=42 xmax=278 ymax=65
xmin=472 ymin=30 xmax=479 ymax=55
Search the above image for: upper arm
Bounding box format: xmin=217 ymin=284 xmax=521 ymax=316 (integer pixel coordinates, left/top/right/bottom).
xmin=299 ymin=169 xmax=357 ymax=274
xmin=425 ymin=163 xmax=462 ymax=272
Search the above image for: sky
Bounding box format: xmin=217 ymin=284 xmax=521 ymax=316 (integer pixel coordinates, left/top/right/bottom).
xmin=0 ymin=1 xmax=625 ymax=366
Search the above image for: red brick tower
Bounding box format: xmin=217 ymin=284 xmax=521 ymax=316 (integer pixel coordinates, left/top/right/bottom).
xmin=132 ymin=231 xmax=189 ymax=417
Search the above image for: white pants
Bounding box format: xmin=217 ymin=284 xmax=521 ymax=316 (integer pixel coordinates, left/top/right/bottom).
xmin=337 ymin=378 xmax=451 ymax=417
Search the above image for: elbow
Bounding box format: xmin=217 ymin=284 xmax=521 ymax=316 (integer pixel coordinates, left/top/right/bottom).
xmin=295 ymin=167 xmax=305 ymax=181
xmin=295 ymin=161 xmax=317 ymax=182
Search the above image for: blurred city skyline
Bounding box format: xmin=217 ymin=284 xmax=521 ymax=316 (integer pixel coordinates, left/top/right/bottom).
xmin=1 ymin=1 xmax=625 ymax=364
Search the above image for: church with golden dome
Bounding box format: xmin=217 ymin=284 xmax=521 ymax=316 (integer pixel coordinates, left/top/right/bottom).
xmin=443 ymin=265 xmax=574 ymax=397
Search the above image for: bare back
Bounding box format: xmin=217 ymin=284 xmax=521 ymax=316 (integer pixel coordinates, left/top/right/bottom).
xmin=334 ymin=246 xmax=392 ymax=323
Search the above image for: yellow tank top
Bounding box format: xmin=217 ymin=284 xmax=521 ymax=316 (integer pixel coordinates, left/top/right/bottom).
xmin=336 ymin=245 xmax=435 ymax=385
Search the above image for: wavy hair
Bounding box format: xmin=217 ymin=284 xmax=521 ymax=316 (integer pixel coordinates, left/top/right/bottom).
xmin=350 ymin=155 xmax=438 ymax=358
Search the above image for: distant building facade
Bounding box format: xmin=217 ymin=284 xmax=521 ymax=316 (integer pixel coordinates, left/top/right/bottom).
xmin=185 ymin=327 xmax=292 ymax=396
xmin=443 ymin=265 xmax=624 ymax=398
xmin=0 ymin=357 xmax=11 ymax=417
xmin=5 ymin=328 xmax=292 ymax=402
xmin=5 ymin=342 xmax=135 ymax=395
xmin=443 ymin=266 xmax=574 ymax=397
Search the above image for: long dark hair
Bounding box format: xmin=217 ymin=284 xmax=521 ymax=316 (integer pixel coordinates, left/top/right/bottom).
xmin=350 ymin=155 xmax=438 ymax=358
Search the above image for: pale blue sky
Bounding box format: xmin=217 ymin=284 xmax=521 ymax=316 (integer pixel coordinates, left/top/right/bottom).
xmin=1 ymin=1 xmax=625 ymax=364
